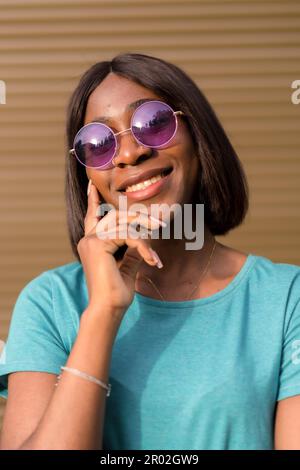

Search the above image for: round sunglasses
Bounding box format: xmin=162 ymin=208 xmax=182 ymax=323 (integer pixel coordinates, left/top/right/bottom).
xmin=69 ymin=100 xmax=185 ymax=170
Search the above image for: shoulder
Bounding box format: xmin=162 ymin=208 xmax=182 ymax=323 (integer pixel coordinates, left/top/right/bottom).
xmin=249 ymin=253 xmax=300 ymax=323
xmin=44 ymin=260 xmax=84 ymax=287
xmin=17 ymin=261 xmax=84 ymax=300
xmin=250 ymin=253 xmax=300 ymax=286
xmin=221 ymin=246 xmax=300 ymax=295
xmin=217 ymin=244 xmax=300 ymax=290
xmin=6 ymin=261 xmax=87 ymax=353
xmin=14 ymin=260 xmax=86 ymax=322
xmin=36 ymin=260 xmax=87 ymax=315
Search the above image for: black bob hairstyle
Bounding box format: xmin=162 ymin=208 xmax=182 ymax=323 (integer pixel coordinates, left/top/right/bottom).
xmin=65 ymin=52 xmax=249 ymax=262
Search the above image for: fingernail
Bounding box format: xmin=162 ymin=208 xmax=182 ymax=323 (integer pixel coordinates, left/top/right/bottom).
xmin=87 ymin=179 xmax=92 ymax=196
xmin=149 ymin=215 xmax=167 ymax=227
xmin=149 ymin=248 xmax=163 ymax=269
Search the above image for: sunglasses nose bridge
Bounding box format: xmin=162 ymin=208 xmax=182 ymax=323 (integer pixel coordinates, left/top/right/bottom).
xmin=114 ymin=126 xmax=142 ymax=153
xmin=115 ymin=127 xmax=132 ymax=138
xmin=112 ymin=125 xmax=152 ymax=167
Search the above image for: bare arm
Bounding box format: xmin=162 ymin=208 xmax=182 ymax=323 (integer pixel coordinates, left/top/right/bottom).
xmin=0 ymin=180 xmax=162 ymax=450
xmin=0 ymin=306 xmax=121 ymax=450
xmin=274 ymin=395 xmax=300 ymax=449
xmin=0 ymin=372 xmax=57 ymax=449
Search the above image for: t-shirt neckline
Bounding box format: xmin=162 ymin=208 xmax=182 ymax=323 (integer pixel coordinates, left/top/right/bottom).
xmin=134 ymin=253 xmax=257 ymax=309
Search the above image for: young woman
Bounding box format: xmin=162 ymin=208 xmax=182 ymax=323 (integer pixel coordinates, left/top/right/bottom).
xmin=0 ymin=52 xmax=299 ymax=450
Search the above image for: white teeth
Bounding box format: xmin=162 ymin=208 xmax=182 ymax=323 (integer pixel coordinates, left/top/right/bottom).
xmin=125 ymin=172 xmax=165 ymax=192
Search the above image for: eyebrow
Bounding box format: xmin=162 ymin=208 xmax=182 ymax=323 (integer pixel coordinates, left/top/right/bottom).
xmin=90 ymin=98 xmax=155 ymax=124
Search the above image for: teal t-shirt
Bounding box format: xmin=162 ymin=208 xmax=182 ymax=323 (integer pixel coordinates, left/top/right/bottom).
xmin=1 ymin=253 xmax=300 ymax=450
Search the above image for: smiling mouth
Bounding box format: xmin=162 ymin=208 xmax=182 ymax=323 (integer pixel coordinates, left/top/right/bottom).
xmin=120 ymin=167 xmax=173 ymax=193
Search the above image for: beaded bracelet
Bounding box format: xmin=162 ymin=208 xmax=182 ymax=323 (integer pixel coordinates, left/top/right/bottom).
xmin=55 ymin=366 xmax=111 ymax=397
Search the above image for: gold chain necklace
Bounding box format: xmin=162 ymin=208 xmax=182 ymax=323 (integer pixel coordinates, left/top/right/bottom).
xmin=136 ymin=239 xmax=217 ymax=301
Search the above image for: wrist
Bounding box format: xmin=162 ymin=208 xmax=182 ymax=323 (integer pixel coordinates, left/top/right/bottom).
xmin=81 ymin=303 xmax=125 ymax=330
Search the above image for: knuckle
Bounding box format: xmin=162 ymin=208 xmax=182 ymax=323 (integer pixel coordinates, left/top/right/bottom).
xmin=77 ymin=237 xmax=86 ymax=252
xmin=77 ymin=237 xmax=83 ymax=249
xmin=77 ymin=234 xmax=93 ymax=250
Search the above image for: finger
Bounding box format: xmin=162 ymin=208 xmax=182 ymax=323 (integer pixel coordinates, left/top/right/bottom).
xmin=94 ymin=225 xmax=161 ymax=268
xmin=84 ymin=180 xmax=102 ymax=235
xmin=128 ymin=212 xmax=165 ymax=231
xmin=96 ymin=222 xmax=153 ymax=241
xmin=124 ymin=236 xmax=161 ymax=268
xmin=96 ymin=209 xmax=164 ymax=234
xmin=128 ymin=208 xmax=167 ymax=228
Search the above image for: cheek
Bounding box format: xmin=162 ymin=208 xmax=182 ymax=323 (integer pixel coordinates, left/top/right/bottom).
xmin=159 ymin=121 xmax=188 ymax=152
xmin=86 ymin=169 xmax=111 ymax=198
xmin=175 ymin=126 xmax=197 ymax=160
xmin=179 ymin=142 xmax=199 ymax=173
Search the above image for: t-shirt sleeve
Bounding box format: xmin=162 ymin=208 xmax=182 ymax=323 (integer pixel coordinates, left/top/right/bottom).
xmin=0 ymin=271 xmax=69 ymax=399
xmin=277 ymin=281 xmax=300 ymax=401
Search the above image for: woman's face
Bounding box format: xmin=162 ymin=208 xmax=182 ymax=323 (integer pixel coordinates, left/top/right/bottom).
xmin=84 ymin=72 xmax=200 ymax=210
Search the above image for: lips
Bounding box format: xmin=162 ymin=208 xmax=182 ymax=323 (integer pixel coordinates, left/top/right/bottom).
xmin=116 ymin=166 xmax=173 ymax=192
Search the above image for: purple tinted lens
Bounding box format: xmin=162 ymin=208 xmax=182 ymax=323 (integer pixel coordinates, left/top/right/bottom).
xmin=74 ymin=123 xmax=115 ymax=168
xmin=132 ymin=101 xmax=176 ymax=147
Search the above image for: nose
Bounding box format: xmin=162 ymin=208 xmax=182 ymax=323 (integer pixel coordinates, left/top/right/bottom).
xmin=112 ymin=130 xmax=154 ymax=168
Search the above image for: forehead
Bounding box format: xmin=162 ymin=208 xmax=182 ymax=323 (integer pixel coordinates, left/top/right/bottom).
xmin=84 ymin=73 xmax=160 ymax=124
